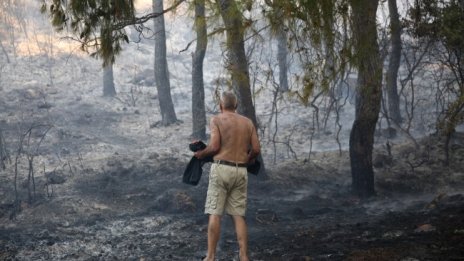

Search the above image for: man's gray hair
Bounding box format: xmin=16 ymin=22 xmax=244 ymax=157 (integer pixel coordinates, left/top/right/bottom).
xmin=221 ymin=91 xmax=237 ymax=110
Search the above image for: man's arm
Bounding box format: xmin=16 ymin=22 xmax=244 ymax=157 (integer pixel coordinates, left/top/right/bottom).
xmin=194 ymin=117 xmax=221 ymax=159
xmin=248 ymin=124 xmax=260 ymax=163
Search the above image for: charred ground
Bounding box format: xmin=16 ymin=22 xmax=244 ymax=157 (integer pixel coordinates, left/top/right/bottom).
xmin=1 ymin=133 xmax=464 ymax=260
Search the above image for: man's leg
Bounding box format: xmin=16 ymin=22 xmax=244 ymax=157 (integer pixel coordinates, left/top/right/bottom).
xmin=204 ymin=214 xmax=221 ymax=261
xmin=232 ymin=215 xmax=249 ymax=261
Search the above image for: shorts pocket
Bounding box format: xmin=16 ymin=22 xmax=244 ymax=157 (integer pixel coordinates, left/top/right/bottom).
xmin=209 ymin=166 xmax=218 ymax=182
xmin=207 ymin=191 xmax=219 ymax=210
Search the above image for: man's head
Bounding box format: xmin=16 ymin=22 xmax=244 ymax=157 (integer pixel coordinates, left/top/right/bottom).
xmin=220 ymin=91 xmax=237 ymax=111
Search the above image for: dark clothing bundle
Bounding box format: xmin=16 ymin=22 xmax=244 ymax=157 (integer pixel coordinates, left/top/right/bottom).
xmin=182 ymin=141 xmax=260 ymax=186
xmin=182 ymin=141 xmax=213 ymax=185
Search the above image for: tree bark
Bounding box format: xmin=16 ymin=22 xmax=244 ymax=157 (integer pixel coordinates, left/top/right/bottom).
xmin=216 ymin=0 xmax=266 ymax=177
xmin=103 ymin=63 xmax=116 ymax=96
xmin=153 ymin=0 xmax=177 ymax=125
xmin=276 ymin=10 xmax=289 ymax=92
xmin=349 ymin=0 xmax=383 ymax=198
xmin=101 ymin=11 xmax=116 ymax=97
xmin=191 ymin=0 xmax=207 ymax=140
xmin=216 ymin=0 xmax=257 ymax=125
xmin=386 ymin=0 xmax=402 ymax=124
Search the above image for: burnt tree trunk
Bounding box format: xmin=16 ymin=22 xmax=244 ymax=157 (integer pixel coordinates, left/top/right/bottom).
xmin=216 ymin=0 xmax=266 ymax=177
xmin=191 ymin=0 xmax=207 ymax=140
xmin=349 ymin=0 xmax=383 ymax=198
xmin=386 ymin=0 xmax=402 ymax=124
xmin=153 ymin=0 xmax=177 ymax=126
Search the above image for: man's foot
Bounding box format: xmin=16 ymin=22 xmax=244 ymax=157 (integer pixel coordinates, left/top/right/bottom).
xmin=239 ymin=254 xmax=249 ymax=261
xmin=202 ymin=256 xmax=214 ymax=261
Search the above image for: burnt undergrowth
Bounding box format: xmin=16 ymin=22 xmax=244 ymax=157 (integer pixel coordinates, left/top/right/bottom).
xmin=1 ymin=135 xmax=464 ymax=260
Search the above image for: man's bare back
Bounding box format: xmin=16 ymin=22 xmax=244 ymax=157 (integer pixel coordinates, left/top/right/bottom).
xmin=210 ymin=112 xmax=258 ymax=164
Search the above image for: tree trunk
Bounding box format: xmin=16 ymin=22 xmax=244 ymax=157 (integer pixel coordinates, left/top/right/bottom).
xmin=216 ymin=0 xmax=257 ymax=125
xmin=103 ymin=63 xmax=116 ymax=96
xmin=101 ymin=13 xmax=116 ymax=97
xmin=153 ymin=0 xmax=177 ymax=126
xmin=386 ymin=0 xmax=402 ymax=124
xmin=349 ymin=0 xmax=383 ymax=198
xmin=191 ymin=0 xmax=207 ymax=140
xmin=0 ymin=41 xmax=10 ymax=63
xmin=216 ymin=0 xmax=266 ymax=177
xmin=276 ymin=12 xmax=289 ymax=92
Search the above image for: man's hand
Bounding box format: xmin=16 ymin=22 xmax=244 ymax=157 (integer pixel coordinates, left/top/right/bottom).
xmin=247 ymin=157 xmax=255 ymax=165
xmin=194 ymin=150 xmax=204 ymax=159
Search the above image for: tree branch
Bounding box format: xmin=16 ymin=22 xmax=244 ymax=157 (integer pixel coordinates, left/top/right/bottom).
xmin=112 ymin=0 xmax=187 ymax=31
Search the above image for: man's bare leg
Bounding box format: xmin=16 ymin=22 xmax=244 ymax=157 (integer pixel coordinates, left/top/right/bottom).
xmin=204 ymin=214 xmax=221 ymax=261
xmin=232 ymin=215 xmax=249 ymax=261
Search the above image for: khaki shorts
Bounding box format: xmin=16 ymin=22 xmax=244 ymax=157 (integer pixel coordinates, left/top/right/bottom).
xmin=205 ymin=163 xmax=248 ymax=216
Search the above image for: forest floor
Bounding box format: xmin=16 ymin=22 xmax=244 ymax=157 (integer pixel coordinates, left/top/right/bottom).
xmin=1 ymin=124 xmax=464 ymax=260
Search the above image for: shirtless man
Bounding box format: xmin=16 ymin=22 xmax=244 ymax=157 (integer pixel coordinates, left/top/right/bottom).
xmin=194 ymin=91 xmax=260 ymax=261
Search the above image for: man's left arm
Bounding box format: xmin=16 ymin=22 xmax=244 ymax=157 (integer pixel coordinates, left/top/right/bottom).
xmin=194 ymin=117 xmax=221 ymax=159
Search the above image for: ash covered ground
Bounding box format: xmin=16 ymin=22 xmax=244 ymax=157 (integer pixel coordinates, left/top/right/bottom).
xmin=1 ymin=44 xmax=464 ymax=261
xmin=0 ymin=108 xmax=463 ymax=261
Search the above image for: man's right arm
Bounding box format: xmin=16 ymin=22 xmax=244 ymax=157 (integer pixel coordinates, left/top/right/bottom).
xmin=194 ymin=117 xmax=221 ymax=159
xmin=248 ymin=123 xmax=260 ymax=163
